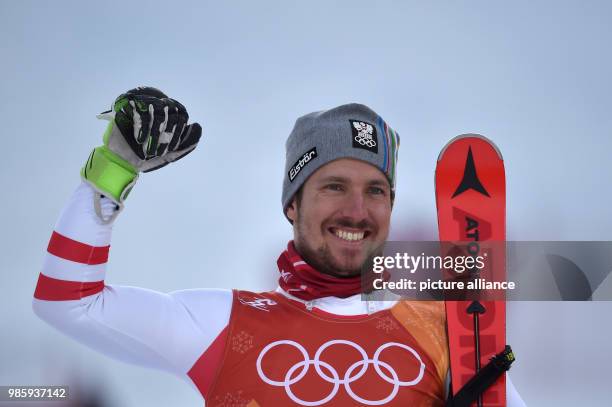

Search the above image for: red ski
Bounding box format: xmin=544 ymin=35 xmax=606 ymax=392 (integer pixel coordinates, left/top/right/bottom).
xmin=435 ymin=134 xmax=508 ymax=406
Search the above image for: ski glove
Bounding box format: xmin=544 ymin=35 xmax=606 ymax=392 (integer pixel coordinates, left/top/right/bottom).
xmin=81 ymin=86 xmax=202 ymax=223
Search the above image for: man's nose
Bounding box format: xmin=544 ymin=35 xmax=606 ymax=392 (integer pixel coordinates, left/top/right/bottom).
xmin=340 ymin=190 xmax=368 ymax=220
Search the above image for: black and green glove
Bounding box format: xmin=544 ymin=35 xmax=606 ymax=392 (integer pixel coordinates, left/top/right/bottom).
xmin=81 ymin=87 xmax=202 ymax=222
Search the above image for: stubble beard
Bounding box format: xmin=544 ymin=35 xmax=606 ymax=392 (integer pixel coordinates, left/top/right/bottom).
xmin=294 ymin=216 xmax=384 ymax=278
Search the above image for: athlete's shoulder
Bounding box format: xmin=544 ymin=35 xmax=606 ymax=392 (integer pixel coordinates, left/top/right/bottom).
xmin=392 ymin=300 xmax=446 ymax=320
xmin=390 ymin=300 xmax=447 ymax=337
xmin=170 ymin=287 xmax=233 ymax=303
xmin=169 ymin=288 xmax=233 ymax=325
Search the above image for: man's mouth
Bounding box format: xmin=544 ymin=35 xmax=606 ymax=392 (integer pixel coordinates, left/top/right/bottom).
xmin=328 ymin=227 xmax=370 ymax=242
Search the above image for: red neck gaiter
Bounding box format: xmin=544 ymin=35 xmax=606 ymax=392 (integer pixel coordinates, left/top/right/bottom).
xmin=277 ymin=241 xmax=368 ymax=301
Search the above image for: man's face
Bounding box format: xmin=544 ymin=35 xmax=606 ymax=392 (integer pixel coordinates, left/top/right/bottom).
xmin=286 ymin=158 xmax=392 ymax=277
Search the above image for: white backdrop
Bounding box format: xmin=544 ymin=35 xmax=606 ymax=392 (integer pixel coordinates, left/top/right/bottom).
xmin=1 ymin=1 xmax=611 ymax=405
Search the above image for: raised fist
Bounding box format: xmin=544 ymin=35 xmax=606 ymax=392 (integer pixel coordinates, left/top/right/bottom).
xmin=81 ymin=87 xmax=203 ymax=219
xmin=103 ymin=86 xmax=202 ymax=172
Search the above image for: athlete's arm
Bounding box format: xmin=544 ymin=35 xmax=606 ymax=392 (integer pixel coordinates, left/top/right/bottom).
xmin=32 ymin=88 xmax=230 ymax=395
xmin=32 ymin=182 xmax=232 ymax=385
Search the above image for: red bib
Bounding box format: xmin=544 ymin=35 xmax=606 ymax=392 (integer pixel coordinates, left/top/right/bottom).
xmin=206 ymin=290 xmax=449 ymax=407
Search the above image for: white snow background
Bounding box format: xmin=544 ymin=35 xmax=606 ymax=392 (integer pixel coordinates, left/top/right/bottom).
xmin=1 ymin=1 xmax=610 ymax=406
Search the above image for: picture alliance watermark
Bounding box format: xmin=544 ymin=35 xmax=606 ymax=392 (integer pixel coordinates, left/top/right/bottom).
xmin=369 ymin=251 xmax=515 ymax=294
xmin=371 ymin=277 xmax=516 ymax=292
xmin=361 ymin=241 xmax=612 ymax=301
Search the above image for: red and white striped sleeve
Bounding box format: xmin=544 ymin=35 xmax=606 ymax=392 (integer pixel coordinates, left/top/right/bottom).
xmin=32 ymin=181 xmax=232 ymax=393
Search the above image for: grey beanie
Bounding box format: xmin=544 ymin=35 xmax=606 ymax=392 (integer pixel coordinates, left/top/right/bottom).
xmin=282 ymin=103 xmax=400 ymax=217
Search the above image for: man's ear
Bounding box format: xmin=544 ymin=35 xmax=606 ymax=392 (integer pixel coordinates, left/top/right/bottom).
xmin=286 ymin=199 xmax=297 ymax=223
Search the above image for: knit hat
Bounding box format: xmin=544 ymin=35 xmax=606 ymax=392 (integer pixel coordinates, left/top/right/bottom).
xmin=282 ymin=103 xmax=400 ymax=218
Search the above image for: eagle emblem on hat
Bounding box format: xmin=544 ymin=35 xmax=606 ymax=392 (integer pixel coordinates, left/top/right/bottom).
xmin=352 ymin=121 xmax=377 ymax=148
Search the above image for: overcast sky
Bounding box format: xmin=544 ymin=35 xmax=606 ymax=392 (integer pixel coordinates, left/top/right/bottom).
xmin=1 ymin=1 xmax=611 ymax=405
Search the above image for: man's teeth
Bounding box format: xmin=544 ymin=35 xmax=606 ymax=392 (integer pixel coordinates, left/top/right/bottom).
xmin=334 ymin=230 xmax=365 ymax=241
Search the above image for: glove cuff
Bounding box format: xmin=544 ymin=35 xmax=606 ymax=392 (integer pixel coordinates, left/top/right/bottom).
xmin=81 ymin=145 xmax=138 ymax=203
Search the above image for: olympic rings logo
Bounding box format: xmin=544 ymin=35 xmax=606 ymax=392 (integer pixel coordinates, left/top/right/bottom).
xmin=256 ymin=339 xmax=425 ymax=406
xmin=355 ymin=135 xmax=377 ymax=148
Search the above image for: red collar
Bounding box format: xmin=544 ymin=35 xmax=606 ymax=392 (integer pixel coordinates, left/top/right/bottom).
xmin=277 ymin=241 xmax=369 ymax=301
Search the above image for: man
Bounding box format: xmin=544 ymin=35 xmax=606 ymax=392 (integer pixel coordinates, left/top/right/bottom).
xmin=33 ymin=87 xmax=525 ymax=406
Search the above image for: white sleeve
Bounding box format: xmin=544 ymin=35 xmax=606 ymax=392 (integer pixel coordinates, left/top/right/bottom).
xmin=32 ymin=182 xmax=232 ymax=378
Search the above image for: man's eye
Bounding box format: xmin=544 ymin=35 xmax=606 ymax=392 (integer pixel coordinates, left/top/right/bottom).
xmin=326 ymin=184 xmax=344 ymax=191
xmin=369 ymin=186 xmax=386 ymax=195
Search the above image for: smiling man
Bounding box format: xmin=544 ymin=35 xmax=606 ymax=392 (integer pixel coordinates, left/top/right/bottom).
xmin=287 ymin=158 xmax=391 ymax=278
xmin=33 ymin=88 xmax=524 ymax=406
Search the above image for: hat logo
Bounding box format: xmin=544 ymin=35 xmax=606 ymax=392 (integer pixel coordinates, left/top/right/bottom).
xmin=350 ymin=120 xmax=378 ymax=153
xmin=289 ymin=147 xmax=318 ymax=182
